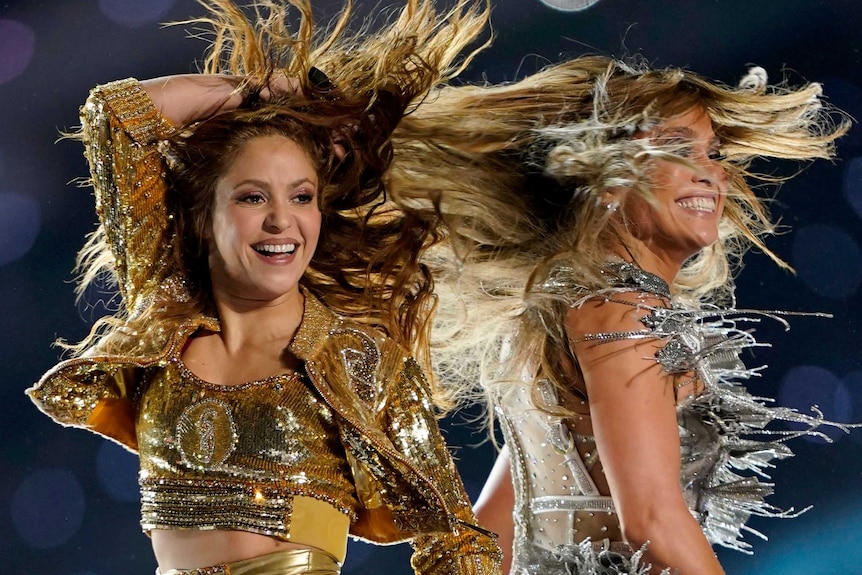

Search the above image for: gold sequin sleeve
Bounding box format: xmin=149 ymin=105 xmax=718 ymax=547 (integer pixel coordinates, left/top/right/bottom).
xmin=382 ymin=358 xmax=502 ymax=575
xmin=80 ymin=78 xmax=177 ymax=309
xmin=28 ymin=361 xmax=142 ymax=451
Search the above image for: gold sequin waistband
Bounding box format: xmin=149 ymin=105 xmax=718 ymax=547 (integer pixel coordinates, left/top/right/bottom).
xmin=158 ymin=548 xmax=340 ymax=575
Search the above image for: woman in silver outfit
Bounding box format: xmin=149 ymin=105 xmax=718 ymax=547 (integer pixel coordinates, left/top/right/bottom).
xmin=388 ymin=56 xmax=849 ymax=574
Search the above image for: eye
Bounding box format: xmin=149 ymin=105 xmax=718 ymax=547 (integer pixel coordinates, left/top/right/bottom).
xmin=293 ymin=189 xmax=317 ymax=204
xmin=707 ymin=149 xmax=726 ymax=161
xmin=237 ymin=191 xmax=265 ymax=204
xmin=656 ymin=135 xmax=694 ymax=157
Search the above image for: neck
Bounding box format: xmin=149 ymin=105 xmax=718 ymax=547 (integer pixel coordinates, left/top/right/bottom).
xmin=211 ymin=287 xmax=305 ymax=354
xmin=610 ymin=238 xmax=685 ymax=287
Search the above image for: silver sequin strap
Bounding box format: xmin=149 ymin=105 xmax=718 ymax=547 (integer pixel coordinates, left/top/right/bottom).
xmin=531 ymin=495 xmax=616 ymax=514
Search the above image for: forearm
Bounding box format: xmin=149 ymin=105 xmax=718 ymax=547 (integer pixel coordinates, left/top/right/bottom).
xmin=140 ymin=74 xmax=247 ymax=128
xmin=473 ymin=446 xmax=514 ymax=575
xmin=620 ymin=504 xmax=725 ymax=575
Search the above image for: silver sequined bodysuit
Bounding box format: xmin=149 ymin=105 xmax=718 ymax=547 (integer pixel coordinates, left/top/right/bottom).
xmin=499 ymin=261 xmax=833 ymax=575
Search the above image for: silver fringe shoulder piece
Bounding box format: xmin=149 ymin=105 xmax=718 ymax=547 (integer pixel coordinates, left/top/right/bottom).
xmin=542 ymin=260 xmax=849 ymax=555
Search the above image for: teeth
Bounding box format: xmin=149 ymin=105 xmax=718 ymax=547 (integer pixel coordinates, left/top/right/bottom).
xmin=255 ymin=243 xmax=296 ymax=254
xmin=677 ymin=197 xmax=715 ymax=212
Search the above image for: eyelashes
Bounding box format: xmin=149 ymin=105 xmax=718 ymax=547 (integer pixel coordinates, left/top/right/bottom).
xmin=234 ymin=189 xmax=317 ymax=205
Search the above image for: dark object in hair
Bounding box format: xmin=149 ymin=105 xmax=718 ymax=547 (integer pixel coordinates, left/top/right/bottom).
xmin=308 ymin=66 xmax=337 ymax=99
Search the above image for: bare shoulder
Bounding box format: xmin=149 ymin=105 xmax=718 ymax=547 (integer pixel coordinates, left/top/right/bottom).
xmin=566 ymin=290 xmax=669 ymax=338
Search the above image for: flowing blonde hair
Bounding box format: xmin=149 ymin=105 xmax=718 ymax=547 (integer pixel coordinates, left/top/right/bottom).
xmin=67 ymin=0 xmax=491 ymax=382
xmin=387 ymin=55 xmax=849 ymax=409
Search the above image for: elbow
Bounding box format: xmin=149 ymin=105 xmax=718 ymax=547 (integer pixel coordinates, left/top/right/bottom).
xmin=616 ymin=498 xmax=698 ymax=553
xmin=616 ymin=500 xmax=676 ymax=551
xmin=618 ymin=512 xmax=657 ymax=551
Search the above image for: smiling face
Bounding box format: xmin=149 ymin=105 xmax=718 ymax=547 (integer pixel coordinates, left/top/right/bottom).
xmin=207 ymin=134 xmax=322 ymax=305
xmin=620 ymin=107 xmax=728 ymax=268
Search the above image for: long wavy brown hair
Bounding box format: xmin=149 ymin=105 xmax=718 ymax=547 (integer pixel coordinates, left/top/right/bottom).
xmin=67 ymin=0 xmax=491 ymax=382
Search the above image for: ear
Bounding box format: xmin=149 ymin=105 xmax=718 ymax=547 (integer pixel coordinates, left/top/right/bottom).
xmin=199 ymin=216 xmax=214 ymax=249
xmin=600 ymin=190 xmax=621 ymax=212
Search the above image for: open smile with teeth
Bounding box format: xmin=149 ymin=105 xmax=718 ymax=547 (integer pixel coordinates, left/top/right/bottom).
xmin=676 ymin=197 xmax=716 ymax=213
xmin=253 ymin=243 xmax=297 ymax=255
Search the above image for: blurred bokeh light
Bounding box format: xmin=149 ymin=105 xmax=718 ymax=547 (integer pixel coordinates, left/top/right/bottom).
xmin=0 ymin=192 xmax=41 ymax=266
xmin=98 ymin=0 xmax=178 ymax=27
xmin=11 ymin=468 xmax=85 ymax=549
xmin=0 ymin=19 xmax=34 ymax=84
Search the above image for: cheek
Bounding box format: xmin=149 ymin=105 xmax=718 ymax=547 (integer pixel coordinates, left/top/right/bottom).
xmin=208 ymin=208 xmax=246 ymax=256
xmin=621 ymin=195 xmax=657 ymax=230
xmin=304 ymin=212 xmax=323 ymax=248
xmin=717 ymin=195 xmax=727 ymax=219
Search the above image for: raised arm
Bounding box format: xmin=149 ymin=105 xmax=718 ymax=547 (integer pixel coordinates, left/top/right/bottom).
xmin=79 ymin=78 xmax=177 ymax=308
xmin=567 ymin=293 xmax=725 ymax=575
xmin=139 ymin=73 xmax=299 ymax=128
xmin=139 ymin=74 xmax=247 ymax=128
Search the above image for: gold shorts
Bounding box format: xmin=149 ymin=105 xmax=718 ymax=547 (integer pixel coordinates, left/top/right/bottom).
xmin=158 ymin=548 xmax=340 ymax=575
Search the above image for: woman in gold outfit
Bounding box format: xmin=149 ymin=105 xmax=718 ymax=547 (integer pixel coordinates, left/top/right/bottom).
xmin=27 ymin=1 xmax=500 ymax=574
xmin=388 ymin=57 xmax=848 ymax=574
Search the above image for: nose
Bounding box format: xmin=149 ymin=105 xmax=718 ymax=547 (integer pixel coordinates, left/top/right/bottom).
xmin=263 ymin=202 xmax=293 ymax=232
xmin=693 ymin=159 xmax=728 ymax=192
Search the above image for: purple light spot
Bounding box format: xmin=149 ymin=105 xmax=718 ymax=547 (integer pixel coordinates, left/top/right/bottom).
xmin=11 ymin=468 xmax=85 ymax=549
xmin=98 ymin=0 xmax=177 ymax=27
xmin=844 ymin=156 xmax=862 ymax=221
xmin=778 ymin=365 xmax=852 ymax=443
xmin=0 ymin=20 xmax=35 ymax=84
xmin=96 ymin=440 xmax=140 ymax=503
xmin=0 ymin=192 xmax=40 ymax=266
xmin=792 ymin=224 xmax=862 ymax=299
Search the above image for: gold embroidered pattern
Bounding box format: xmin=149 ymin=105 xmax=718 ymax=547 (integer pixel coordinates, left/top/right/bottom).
xmin=335 ymin=328 xmax=381 ymax=403
xmin=176 ymin=398 xmax=238 ymax=470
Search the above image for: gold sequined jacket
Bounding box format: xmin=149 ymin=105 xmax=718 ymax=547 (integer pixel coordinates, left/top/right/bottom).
xmin=27 ymin=79 xmax=501 ymax=575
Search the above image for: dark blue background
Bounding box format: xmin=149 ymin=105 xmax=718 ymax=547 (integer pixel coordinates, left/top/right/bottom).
xmin=1 ymin=1 xmax=860 ymax=573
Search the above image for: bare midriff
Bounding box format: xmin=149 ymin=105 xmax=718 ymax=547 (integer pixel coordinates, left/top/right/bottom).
xmin=151 ymin=495 xmax=350 ymax=571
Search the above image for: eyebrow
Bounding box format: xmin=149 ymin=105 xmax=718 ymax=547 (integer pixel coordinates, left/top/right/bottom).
xmin=233 ymin=177 xmax=318 ymax=189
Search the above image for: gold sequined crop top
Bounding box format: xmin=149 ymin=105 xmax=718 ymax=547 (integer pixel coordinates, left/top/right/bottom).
xmin=136 ymin=356 xmax=360 ymax=543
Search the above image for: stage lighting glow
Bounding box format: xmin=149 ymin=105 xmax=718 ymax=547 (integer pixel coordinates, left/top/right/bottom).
xmin=0 ymin=192 xmax=40 ymax=267
xmin=0 ymin=19 xmax=35 ymax=84
xmin=98 ymin=0 xmax=178 ymax=27
xmin=778 ymin=365 xmax=852 ymax=444
xmin=538 ymin=0 xmax=602 ymax=11
xmin=792 ymin=224 xmax=862 ymax=299
xmin=11 ymin=468 xmax=85 ymax=549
